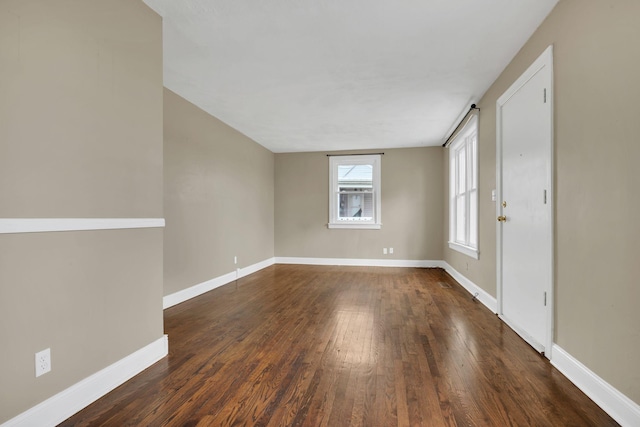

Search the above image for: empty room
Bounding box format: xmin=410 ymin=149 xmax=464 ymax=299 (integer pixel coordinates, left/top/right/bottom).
xmin=1 ymin=0 xmax=638 ymax=426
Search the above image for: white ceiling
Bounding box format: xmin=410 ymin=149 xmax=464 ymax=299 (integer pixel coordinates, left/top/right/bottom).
xmin=143 ymin=0 xmax=558 ymax=153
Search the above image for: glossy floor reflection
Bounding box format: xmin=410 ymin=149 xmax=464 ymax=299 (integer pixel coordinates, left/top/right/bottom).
xmin=60 ymin=265 xmax=618 ymax=426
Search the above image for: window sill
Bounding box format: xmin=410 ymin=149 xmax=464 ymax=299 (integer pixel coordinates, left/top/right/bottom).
xmin=448 ymin=241 xmax=479 ymax=259
xmin=328 ymin=223 xmax=382 ymax=230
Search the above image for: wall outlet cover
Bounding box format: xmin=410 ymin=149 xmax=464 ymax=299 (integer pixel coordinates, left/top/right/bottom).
xmin=35 ymin=348 xmax=51 ymax=377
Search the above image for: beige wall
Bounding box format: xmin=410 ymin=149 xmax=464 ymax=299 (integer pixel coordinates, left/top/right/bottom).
xmin=0 ymin=1 xmax=163 ymax=217
xmin=444 ymin=0 xmax=640 ymax=403
xmin=163 ymin=89 xmax=275 ymax=296
xmin=0 ymin=0 xmax=164 ymax=423
xmin=275 ymin=148 xmax=443 ymax=260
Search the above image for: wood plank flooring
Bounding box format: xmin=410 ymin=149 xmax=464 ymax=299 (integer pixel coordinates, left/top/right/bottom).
xmin=60 ymin=265 xmax=618 ymax=426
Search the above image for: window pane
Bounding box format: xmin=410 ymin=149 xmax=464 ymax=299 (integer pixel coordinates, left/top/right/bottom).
xmin=470 ymin=135 xmax=478 ymax=189
xmin=456 ymin=195 xmax=466 ymax=242
xmin=337 ymin=163 xmax=374 ymax=221
xmin=362 ymin=192 xmax=374 ymax=218
xmin=469 ymin=190 xmax=478 ymax=247
xmin=338 ymin=164 xmax=373 ymax=190
xmin=339 ymin=192 xmax=373 ymax=221
xmin=449 ymin=118 xmax=478 ymax=252
xmin=457 ymin=147 xmax=466 ymax=194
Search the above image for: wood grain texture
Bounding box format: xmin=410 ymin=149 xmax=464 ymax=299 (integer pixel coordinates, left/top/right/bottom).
xmin=60 ymin=265 xmax=618 ymax=426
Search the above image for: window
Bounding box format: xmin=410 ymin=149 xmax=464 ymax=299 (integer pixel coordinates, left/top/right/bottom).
xmin=449 ymin=116 xmax=479 ymax=258
xmin=329 ymin=154 xmax=381 ymax=229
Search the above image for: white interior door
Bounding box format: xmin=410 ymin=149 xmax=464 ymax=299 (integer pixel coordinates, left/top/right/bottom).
xmin=497 ymin=46 xmax=553 ymax=357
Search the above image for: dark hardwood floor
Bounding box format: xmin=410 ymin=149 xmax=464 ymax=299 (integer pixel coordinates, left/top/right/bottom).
xmin=60 ymin=265 xmax=618 ymax=426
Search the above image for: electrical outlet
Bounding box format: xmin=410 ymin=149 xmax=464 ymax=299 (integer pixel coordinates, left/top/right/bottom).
xmin=35 ymin=348 xmax=51 ymax=377
xmin=389 ymin=248 xmax=394 ymax=254
xmin=234 ymin=256 xmax=237 ymax=265
xmin=383 ymin=248 xmax=387 ymax=255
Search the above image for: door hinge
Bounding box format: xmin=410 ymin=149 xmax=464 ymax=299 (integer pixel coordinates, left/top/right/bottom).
xmin=544 ymin=291 xmax=547 ymax=306
xmin=543 ymin=189 xmax=547 ymax=204
xmin=543 ymin=88 xmax=547 ymax=103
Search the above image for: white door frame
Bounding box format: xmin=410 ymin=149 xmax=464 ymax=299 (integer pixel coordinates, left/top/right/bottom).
xmin=496 ymin=45 xmax=555 ymax=359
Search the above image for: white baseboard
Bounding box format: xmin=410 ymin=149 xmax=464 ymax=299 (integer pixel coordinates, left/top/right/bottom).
xmin=163 ymin=258 xmax=276 ymax=309
xmin=441 ymin=262 xmax=498 ymax=313
xmin=240 ymin=257 xmax=276 ymax=278
xmin=275 ymin=257 xmax=442 ymax=268
xmin=2 ymin=335 xmax=168 ymax=427
xmin=163 ymin=271 xmax=237 ymax=309
xmin=551 ymin=345 xmax=640 ymax=427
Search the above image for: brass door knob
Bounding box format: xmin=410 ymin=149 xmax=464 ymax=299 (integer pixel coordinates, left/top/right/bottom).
xmin=497 ymin=215 xmax=507 ymax=222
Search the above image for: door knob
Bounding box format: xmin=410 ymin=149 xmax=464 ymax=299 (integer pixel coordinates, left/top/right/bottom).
xmin=497 ymin=215 xmax=507 ymax=222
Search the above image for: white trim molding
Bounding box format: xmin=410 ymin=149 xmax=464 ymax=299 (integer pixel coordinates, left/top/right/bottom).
xmin=448 ymin=113 xmax=479 ymax=254
xmin=551 ymin=345 xmax=640 ymax=427
xmin=163 ymin=258 xmax=276 ymax=309
xmin=441 ymin=262 xmax=498 ymax=313
xmin=327 ymin=223 xmax=381 ymax=230
xmin=0 ymin=218 xmax=165 ymax=234
xmin=163 ymin=271 xmax=237 ymax=309
xmin=448 ymin=242 xmax=479 ymax=259
xmin=2 ymin=335 xmax=168 ymax=427
xmin=328 ymin=154 xmax=382 ymax=230
xmin=240 ymin=257 xmax=276 ymax=278
xmin=275 ymin=257 xmax=442 ymax=268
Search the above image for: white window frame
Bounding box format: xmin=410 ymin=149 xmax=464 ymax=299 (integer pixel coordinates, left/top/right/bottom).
xmin=328 ymin=154 xmax=381 ymax=229
xmin=448 ymin=116 xmax=479 ymax=259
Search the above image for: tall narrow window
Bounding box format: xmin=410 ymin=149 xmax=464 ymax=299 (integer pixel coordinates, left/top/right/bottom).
xmin=449 ymin=116 xmax=479 ymax=258
xmin=329 ymin=154 xmax=381 ymax=229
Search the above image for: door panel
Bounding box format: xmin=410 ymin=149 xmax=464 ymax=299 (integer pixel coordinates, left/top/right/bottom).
xmin=497 ymin=47 xmax=553 ymax=354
